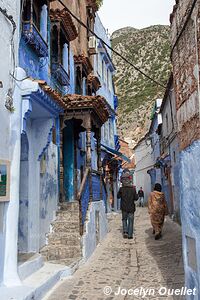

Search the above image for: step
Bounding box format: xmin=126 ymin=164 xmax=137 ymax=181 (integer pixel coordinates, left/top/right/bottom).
xmin=41 ymin=245 xmax=82 ymax=260
xmin=59 ymin=202 xmax=79 ymax=211
xmin=47 ymin=234 xmax=81 ymax=246
xmin=47 ymin=231 xmax=81 ymax=238
xmin=56 ymin=214 xmax=80 ymax=223
xmin=49 ymin=258 xmax=82 ymax=268
xmin=51 ymin=222 xmax=80 ymax=233
xmin=18 ymin=253 xmax=44 ymax=280
xmin=52 ymin=220 xmax=80 ymax=226
xmin=0 ymin=262 xmax=73 ymax=300
xmin=56 ymin=210 xmax=80 ymax=216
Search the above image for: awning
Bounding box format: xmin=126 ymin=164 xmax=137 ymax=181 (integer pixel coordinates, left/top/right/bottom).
xmin=101 ymin=144 xmax=131 ymax=163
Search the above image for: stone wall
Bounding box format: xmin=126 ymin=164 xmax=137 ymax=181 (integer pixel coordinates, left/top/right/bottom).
xmin=171 ymin=0 xmax=200 ymax=294
xmin=171 ymin=0 xmax=200 ymax=150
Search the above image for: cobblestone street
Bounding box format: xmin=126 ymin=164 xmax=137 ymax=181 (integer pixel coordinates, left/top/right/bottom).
xmin=45 ymin=208 xmax=184 ymax=300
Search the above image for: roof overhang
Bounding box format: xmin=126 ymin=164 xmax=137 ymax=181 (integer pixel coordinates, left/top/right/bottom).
xmin=50 ymin=3 xmax=78 ymax=41
xmin=101 ymin=143 xmax=131 ymax=163
xmin=74 ymin=54 xmax=93 ymax=76
xmin=63 ymin=94 xmax=113 ymax=125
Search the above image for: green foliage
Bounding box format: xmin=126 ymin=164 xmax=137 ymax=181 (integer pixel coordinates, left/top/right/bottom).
xmin=96 ymin=0 xmax=103 ymax=8
xmin=112 ymin=25 xmax=171 ymax=114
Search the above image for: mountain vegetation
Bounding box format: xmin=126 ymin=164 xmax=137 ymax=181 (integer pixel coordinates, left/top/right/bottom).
xmin=111 ymin=25 xmax=171 ymax=147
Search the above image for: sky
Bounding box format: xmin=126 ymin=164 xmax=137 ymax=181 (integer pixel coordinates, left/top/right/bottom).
xmin=98 ymin=0 xmax=176 ymax=34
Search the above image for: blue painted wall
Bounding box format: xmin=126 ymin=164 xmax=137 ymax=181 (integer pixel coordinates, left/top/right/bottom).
xmin=18 ymin=134 xmax=29 ymax=252
xmin=39 ymin=142 xmax=58 ymax=248
xmin=18 ymin=5 xmax=67 ymax=251
xmin=179 ymin=140 xmax=200 ymax=296
xmin=94 ymin=15 xmax=118 ymax=152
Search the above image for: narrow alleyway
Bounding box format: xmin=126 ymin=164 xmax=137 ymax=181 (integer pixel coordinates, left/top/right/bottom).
xmin=45 ymin=208 xmax=184 ymax=300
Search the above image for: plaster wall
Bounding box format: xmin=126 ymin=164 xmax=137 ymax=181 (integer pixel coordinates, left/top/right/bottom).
xmin=134 ymin=140 xmax=154 ymax=203
xmin=161 ymin=87 xmax=177 ymax=141
xmin=0 ymin=0 xmax=20 ymax=285
xmin=64 ymin=0 xmax=89 ymax=57
xmin=150 ymin=117 xmax=161 ymax=164
xmin=93 ymin=14 xmax=116 ymax=150
xmin=94 ymin=14 xmax=112 ymax=56
xmin=2 ymin=68 xmax=26 ymax=287
xmin=160 ymin=83 xmax=180 ymax=219
xmin=39 ymin=142 xmax=58 ymax=249
xmin=179 ymin=140 xmax=200 ymax=298
xmin=17 ymin=116 xmax=58 ymax=253
xmin=82 ymin=201 xmax=108 ymax=260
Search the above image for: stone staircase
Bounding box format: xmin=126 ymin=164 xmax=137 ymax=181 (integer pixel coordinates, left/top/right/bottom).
xmin=40 ymin=202 xmax=82 ymax=266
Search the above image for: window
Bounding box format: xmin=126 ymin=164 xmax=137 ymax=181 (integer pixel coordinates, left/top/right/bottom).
xmin=104 ymin=61 xmax=107 ymax=84
xmin=98 ymin=53 xmax=102 ymax=77
xmin=75 ymin=66 xmax=82 ymax=94
xmin=173 ymin=151 xmax=176 ymax=163
xmin=101 ymin=125 xmax=105 ymax=142
xmin=108 ymin=71 xmax=113 ymax=91
xmin=52 ymin=127 xmax=57 ymax=145
xmin=51 ymin=26 xmax=69 ymax=69
xmin=33 ymin=0 xmax=41 ymax=31
xmin=21 ymin=0 xmax=48 ymax=57
xmin=102 ymin=60 xmax=104 ymax=81
xmin=60 ymin=31 xmax=69 ymax=74
xmin=51 ymin=25 xmax=59 ymax=64
xmin=166 ymin=114 xmax=169 ymax=133
xmin=22 ymin=0 xmax=47 ymax=32
xmin=86 ymin=7 xmax=94 ymax=40
xmin=51 ymin=23 xmax=70 ymax=86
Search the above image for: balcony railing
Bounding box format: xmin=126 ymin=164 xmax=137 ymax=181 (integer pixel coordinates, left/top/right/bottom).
xmin=51 ymin=62 xmax=70 ymax=86
xmin=22 ymin=21 xmax=48 ymax=58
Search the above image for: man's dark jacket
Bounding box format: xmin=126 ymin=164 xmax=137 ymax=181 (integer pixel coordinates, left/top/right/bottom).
xmin=117 ymin=186 xmax=138 ymax=213
xmin=138 ymin=190 xmax=144 ymax=198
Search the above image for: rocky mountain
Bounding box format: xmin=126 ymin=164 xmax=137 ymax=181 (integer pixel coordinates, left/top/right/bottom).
xmin=111 ymin=25 xmax=171 ymax=147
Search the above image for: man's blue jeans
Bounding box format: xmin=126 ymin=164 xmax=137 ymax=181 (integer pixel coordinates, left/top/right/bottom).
xmin=122 ymin=211 xmax=134 ymax=238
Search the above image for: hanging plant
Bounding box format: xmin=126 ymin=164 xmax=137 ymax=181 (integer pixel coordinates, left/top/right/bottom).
xmin=96 ymin=0 xmax=103 ymax=9
xmin=5 ymin=88 xmax=15 ymax=113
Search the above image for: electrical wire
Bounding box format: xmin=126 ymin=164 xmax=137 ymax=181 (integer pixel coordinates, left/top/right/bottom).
xmin=170 ymin=0 xmax=198 ymax=58
xmin=57 ymin=0 xmax=166 ymax=89
xmin=0 ymin=7 xmax=17 ymax=35
xmin=10 ymin=73 xmax=30 ymax=82
xmin=0 ymin=6 xmax=17 ymax=111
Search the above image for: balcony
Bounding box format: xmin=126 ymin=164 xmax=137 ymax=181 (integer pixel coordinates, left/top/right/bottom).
xmin=22 ymin=22 xmax=48 ymax=58
xmin=51 ymin=62 xmax=70 ymax=86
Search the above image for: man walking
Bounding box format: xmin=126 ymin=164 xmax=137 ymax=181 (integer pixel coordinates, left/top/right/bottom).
xmin=117 ymin=171 xmax=138 ymax=239
xmin=138 ymin=187 xmax=144 ymax=207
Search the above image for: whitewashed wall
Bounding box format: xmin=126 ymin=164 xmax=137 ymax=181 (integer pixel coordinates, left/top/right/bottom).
xmin=134 ymin=139 xmax=154 ymax=203
xmin=82 ymin=201 xmax=108 ymax=260
xmin=0 ymin=0 xmax=20 ymax=286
